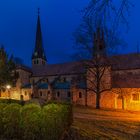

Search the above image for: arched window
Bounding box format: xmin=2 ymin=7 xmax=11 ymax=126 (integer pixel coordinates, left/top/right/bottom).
xmin=79 ymin=92 xmax=82 ymax=98
xmin=32 ymin=79 xmax=35 ymax=84
xmin=57 ymin=92 xmax=60 ymax=97
xmin=24 ymin=91 xmax=27 ymax=96
xmin=132 ymin=93 xmax=139 ymax=101
xmin=46 ymin=78 xmax=49 ymax=83
xmin=67 ymin=92 xmax=71 ymax=97
xmin=63 ymin=77 xmax=66 ymax=82
xmin=40 ymin=91 xmax=43 ymax=96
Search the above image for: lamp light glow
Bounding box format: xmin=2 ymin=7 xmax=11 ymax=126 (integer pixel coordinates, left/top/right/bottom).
xmin=6 ymin=85 xmax=11 ymax=90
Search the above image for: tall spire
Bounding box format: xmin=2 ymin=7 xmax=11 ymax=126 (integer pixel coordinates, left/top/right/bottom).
xmin=32 ymin=8 xmax=47 ymax=61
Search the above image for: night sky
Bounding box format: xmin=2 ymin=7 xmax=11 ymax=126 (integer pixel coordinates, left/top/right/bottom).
xmin=0 ymin=0 xmax=139 ymax=66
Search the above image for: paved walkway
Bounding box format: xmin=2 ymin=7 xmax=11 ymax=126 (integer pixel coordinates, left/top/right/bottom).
xmin=74 ymin=107 xmax=140 ymax=122
xmin=73 ymin=107 xmax=140 ymax=139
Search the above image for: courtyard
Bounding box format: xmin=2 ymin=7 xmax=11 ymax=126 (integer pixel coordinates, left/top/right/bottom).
xmin=73 ymin=106 xmax=140 ymax=140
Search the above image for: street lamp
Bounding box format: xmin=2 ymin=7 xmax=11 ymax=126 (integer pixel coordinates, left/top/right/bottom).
xmin=6 ymin=85 xmax=11 ymax=90
xmin=6 ymin=85 xmax=11 ymax=99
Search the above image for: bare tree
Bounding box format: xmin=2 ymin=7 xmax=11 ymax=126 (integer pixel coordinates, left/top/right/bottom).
xmin=74 ymin=0 xmax=132 ymax=109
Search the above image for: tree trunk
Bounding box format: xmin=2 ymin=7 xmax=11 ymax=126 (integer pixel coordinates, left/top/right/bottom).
xmin=85 ymin=90 xmax=88 ymax=106
xmin=96 ymin=93 xmax=100 ymax=109
xmin=96 ymin=65 xmax=101 ymax=109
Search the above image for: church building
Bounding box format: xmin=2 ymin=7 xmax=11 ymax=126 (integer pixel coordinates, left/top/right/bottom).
xmin=1 ymin=10 xmax=140 ymax=111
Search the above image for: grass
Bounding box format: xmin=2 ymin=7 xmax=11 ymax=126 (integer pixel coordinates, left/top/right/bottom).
xmin=73 ymin=106 xmax=140 ymax=140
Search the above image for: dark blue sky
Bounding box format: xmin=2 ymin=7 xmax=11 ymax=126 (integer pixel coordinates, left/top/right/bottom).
xmin=0 ymin=0 xmax=139 ymax=66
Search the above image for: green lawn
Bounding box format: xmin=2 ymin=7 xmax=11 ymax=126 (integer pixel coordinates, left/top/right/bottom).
xmin=72 ymin=106 xmax=140 ymax=140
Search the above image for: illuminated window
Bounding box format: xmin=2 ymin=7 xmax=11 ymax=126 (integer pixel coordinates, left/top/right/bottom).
xmin=132 ymin=94 xmax=139 ymax=101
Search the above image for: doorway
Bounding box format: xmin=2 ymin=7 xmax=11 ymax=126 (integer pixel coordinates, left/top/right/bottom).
xmin=117 ymin=95 xmax=124 ymax=110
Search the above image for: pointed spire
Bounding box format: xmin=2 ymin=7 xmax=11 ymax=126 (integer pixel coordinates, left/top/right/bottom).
xmin=32 ymin=9 xmax=47 ymax=61
xmin=38 ymin=8 xmax=40 ymax=15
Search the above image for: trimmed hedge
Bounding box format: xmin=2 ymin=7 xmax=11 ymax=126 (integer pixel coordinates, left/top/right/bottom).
xmin=3 ymin=103 xmax=21 ymax=139
xmin=21 ymin=104 xmax=42 ymax=140
xmin=0 ymin=102 xmax=73 ymax=140
xmin=0 ymin=103 xmax=7 ymax=136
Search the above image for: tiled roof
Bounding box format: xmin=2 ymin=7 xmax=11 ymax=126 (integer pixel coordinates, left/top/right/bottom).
xmin=53 ymin=82 xmax=71 ymax=89
xmin=20 ymin=53 xmax=140 ymax=88
xmin=22 ymin=83 xmax=48 ymax=89
xmin=76 ymin=82 xmax=87 ymax=89
xmin=32 ymin=61 xmax=85 ymax=77
xmin=112 ymin=73 xmax=140 ymax=88
xmin=19 ymin=53 xmax=140 ymax=77
xmin=16 ymin=64 xmax=32 ymax=73
xmin=110 ymin=53 xmax=140 ymax=70
xmin=22 ymin=84 xmax=31 ymax=89
xmin=38 ymin=83 xmax=48 ymax=89
xmin=110 ymin=53 xmax=140 ymax=88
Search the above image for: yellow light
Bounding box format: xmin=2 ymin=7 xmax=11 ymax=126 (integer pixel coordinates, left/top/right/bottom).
xmin=6 ymin=85 xmax=11 ymax=90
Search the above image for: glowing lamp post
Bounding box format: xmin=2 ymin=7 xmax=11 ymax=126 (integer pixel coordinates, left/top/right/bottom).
xmin=6 ymin=85 xmax=11 ymax=99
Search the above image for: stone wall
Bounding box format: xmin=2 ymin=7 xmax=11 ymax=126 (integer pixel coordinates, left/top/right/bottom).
xmin=72 ymin=88 xmax=87 ymax=105
xmin=16 ymin=69 xmax=31 ymax=87
xmin=0 ymin=88 xmax=21 ymax=100
xmin=21 ymin=88 xmax=32 ymax=101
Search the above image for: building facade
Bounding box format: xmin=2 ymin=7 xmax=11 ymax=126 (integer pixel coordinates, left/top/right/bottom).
xmin=1 ymin=12 xmax=140 ymax=111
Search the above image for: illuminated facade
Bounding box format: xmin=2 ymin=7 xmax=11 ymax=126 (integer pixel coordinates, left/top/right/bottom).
xmin=1 ymin=11 xmax=140 ymax=111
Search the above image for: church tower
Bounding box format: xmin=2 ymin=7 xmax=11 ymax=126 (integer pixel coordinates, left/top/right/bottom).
xmin=32 ymin=9 xmax=47 ymax=67
xmin=93 ymin=27 xmax=106 ymax=57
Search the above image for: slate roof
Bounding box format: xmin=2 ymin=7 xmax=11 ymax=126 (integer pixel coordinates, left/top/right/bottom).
xmin=22 ymin=83 xmax=48 ymax=89
xmin=20 ymin=53 xmax=140 ymax=77
xmin=110 ymin=53 xmax=140 ymax=70
xmin=38 ymin=83 xmax=48 ymax=89
xmin=111 ymin=53 xmax=140 ymax=88
xmin=53 ymin=82 xmax=71 ymax=89
xmin=16 ymin=64 xmax=32 ymax=73
xmin=76 ymin=82 xmax=87 ymax=89
xmin=20 ymin=53 xmax=140 ymax=88
xmin=32 ymin=61 xmax=85 ymax=77
xmin=112 ymin=73 xmax=140 ymax=88
xmin=22 ymin=84 xmax=31 ymax=89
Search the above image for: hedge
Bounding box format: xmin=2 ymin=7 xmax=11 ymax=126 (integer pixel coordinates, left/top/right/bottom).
xmin=0 ymin=102 xmax=73 ymax=140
